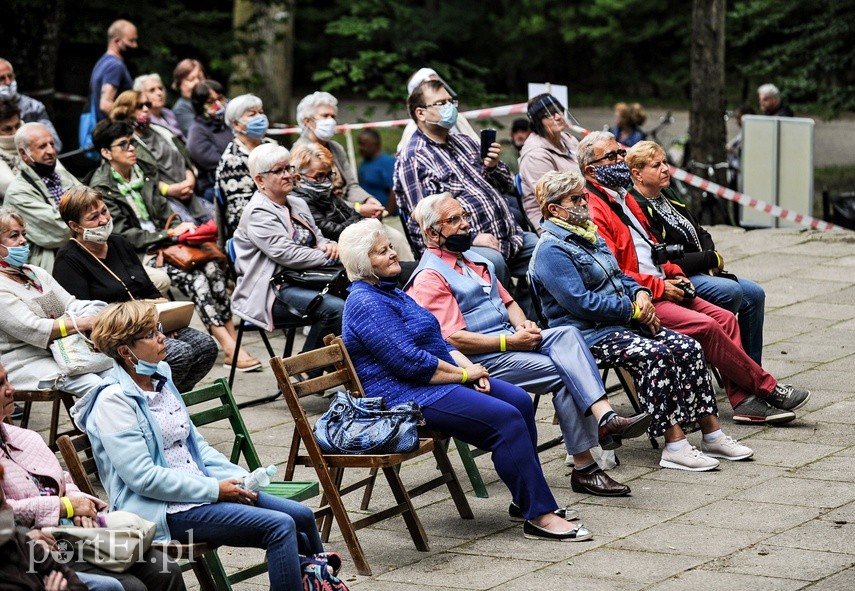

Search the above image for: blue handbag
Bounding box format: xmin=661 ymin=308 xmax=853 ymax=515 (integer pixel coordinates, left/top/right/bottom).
xmin=313 ymin=391 xmax=422 ymax=455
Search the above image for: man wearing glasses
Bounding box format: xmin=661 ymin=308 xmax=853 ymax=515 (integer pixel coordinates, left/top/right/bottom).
xmin=405 ymin=192 xmax=651 ymax=496
xmin=4 ymin=123 xmax=78 ymax=273
xmin=579 ymin=131 xmax=809 ymax=425
xmin=394 ymin=79 xmax=538 ymax=315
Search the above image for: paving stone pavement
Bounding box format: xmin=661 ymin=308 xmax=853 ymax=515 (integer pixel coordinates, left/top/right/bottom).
xmin=21 ymin=225 xmax=855 ymax=590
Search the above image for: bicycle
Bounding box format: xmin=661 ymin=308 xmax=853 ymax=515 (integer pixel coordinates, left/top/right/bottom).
xmin=684 ymin=159 xmax=738 ymax=226
xmin=647 ymin=111 xmax=691 ymax=200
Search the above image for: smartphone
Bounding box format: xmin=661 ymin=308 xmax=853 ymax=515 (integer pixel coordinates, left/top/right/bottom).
xmin=480 ymin=128 xmax=497 ymax=159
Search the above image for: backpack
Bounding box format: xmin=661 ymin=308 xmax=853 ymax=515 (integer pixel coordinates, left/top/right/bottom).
xmin=301 ymin=552 xmax=349 ymax=591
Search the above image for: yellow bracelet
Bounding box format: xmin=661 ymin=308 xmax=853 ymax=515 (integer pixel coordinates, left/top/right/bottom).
xmin=60 ymin=496 xmax=74 ymax=518
xmin=499 ymin=334 xmax=507 ymax=352
xmin=354 ymin=201 xmax=361 ymax=212
xmin=714 ymin=251 xmax=723 ymax=268
xmin=460 ymin=368 xmax=468 ymax=384
xmin=58 ymin=317 xmax=68 ymax=338
xmin=631 ymin=303 xmax=641 ymax=320
xmin=160 ymin=183 xmax=170 ymax=196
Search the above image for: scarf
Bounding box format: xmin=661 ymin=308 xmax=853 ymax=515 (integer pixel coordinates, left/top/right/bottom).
xmin=42 ymin=172 xmax=65 ymax=207
xmin=111 ymin=166 xmax=151 ymax=222
xmin=0 ymin=261 xmax=43 ymax=292
xmin=549 ymin=216 xmax=599 ymax=245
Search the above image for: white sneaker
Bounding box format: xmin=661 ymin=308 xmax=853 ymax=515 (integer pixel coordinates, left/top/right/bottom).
xmin=659 ymin=442 xmax=720 ymax=472
xmin=700 ymin=433 xmax=754 ymax=461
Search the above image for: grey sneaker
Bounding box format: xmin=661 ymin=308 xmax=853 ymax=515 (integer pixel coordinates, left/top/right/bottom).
xmin=767 ymin=384 xmax=811 ymax=411
xmin=700 ymin=433 xmax=754 ymax=461
xmin=732 ymin=395 xmax=796 ymax=424
xmin=659 ymin=442 xmax=720 ymax=472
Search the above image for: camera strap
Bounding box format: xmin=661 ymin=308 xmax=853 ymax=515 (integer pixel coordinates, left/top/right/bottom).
xmin=586 ymin=183 xmax=658 ymax=249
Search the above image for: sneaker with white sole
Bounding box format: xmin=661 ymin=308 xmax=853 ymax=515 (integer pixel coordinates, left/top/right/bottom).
xmin=659 ymin=442 xmax=720 ymax=472
xmin=767 ymin=384 xmax=811 ymax=411
xmin=700 ymin=434 xmax=754 ymax=461
xmin=732 ymin=395 xmax=795 ymax=424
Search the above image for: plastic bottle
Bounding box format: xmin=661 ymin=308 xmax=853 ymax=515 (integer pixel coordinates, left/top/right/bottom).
xmin=242 ymin=465 xmax=277 ymax=491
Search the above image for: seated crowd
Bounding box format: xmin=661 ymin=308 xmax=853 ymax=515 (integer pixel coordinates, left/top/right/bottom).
xmin=0 ymin=16 xmax=812 ymax=588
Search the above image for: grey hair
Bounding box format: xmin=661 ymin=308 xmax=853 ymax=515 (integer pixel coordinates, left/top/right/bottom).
xmin=295 ymin=91 xmax=338 ymax=131
xmin=412 ymin=192 xmax=454 ymax=243
xmin=247 ymin=143 xmax=290 ymax=181
xmin=757 ymin=83 xmax=780 ymax=99
xmin=225 ymin=93 xmax=263 ymax=127
xmin=339 ymin=219 xmax=390 ymax=282
xmin=0 ymin=59 xmax=12 ymax=72
xmin=577 ymin=130 xmax=616 ymax=170
xmin=0 ymin=206 xmax=25 ymax=233
xmin=14 ymin=122 xmax=49 ymax=152
xmin=535 ymin=171 xmax=585 ymax=218
xmin=133 ymin=73 xmax=163 ymax=92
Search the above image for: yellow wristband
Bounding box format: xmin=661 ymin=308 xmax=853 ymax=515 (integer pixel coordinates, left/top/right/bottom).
xmin=460 ymin=368 xmax=468 ymax=384
xmin=58 ymin=317 xmax=68 ymax=338
xmin=160 ymin=183 xmax=170 ymax=196
xmin=714 ymin=251 xmax=723 ymax=268
xmin=499 ymin=334 xmax=507 ymax=352
xmin=354 ymin=201 xmax=361 ymax=212
xmin=60 ymin=496 xmax=74 ymax=518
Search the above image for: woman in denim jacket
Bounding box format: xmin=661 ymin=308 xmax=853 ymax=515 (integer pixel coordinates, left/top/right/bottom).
xmin=530 ymin=171 xmax=753 ymax=472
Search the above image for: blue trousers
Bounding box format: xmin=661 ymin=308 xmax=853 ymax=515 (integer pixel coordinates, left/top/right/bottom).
xmin=690 ymin=274 xmax=766 ymax=364
xmin=166 ymin=493 xmax=324 ymax=591
xmin=472 ymin=326 xmax=603 ymax=456
xmin=422 ymin=380 xmax=559 ymax=521
xmin=273 ymin=285 xmax=345 ymax=353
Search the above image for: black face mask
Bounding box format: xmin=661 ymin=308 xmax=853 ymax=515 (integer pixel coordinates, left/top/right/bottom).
xmin=438 ymin=230 xmax=472 ymax=253
xmin=31 ymin=160 xmax=57 ymax=177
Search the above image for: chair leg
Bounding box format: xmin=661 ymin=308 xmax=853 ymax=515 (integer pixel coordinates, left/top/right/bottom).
xmin=190 ymin=556 xmax=220 ymax=591
xmin=258 ymin=330 xmax=276 ymax=358
xmin=48 ymin=396 xmax=62 ymax=450
xmin=234 ymin=326 xmax=284 ymax=410
xmin=453 ymin=437 xmax=489 ymax=498
xmin=359 ymin=467 xmax=379 ymax=511
xmin=317 ymin=463 xmax=373 ymax=576
xmin=616 ymin=368 xmax=658 ymax=450
xmin=228 ymin=323 xmax=245 ymax=389
xmin=19 ymin=401 xmax=32 ymax=429
xmin=282 ymin=327 xmax=297 ymax=358
xmin=381 ymin=465 xmax=429 ymax=551
xmin=431 ymin=439 xmax=474 ymax=519
xmin=202 ymin=550 xmax=234 ymax=591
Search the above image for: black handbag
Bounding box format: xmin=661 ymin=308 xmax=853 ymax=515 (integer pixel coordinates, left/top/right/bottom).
xmin=313 ymin=391 xmax=423 ymax=455
xmin=272 ymin=265 xmax=351 ymax=301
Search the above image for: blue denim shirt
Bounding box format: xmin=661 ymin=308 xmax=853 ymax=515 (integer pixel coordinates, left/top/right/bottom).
xmin=530 ymin=219 xmax=650 ymax=346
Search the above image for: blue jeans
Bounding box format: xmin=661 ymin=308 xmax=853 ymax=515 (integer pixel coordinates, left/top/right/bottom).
xmin=472 ymin=327 xmax=603 ymax=455
xmin=472 ymin=231 xmax=538 ymax=318
xmin=690 ymin=274 xmax=766 ymax=364
xmin=273 ymin=285 xmax=345 ymax=353
xmin=166 ymin=493 xmax=323 ymax=591
xmin=422 ymin=380 xmax=559 ymax=521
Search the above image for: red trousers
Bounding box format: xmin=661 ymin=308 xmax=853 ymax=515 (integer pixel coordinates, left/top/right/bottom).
xmin=655 ymin=298 xmax=777 ymax=408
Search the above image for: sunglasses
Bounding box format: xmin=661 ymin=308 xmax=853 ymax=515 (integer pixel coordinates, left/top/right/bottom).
xmin=136 ymin=101 xmax=153 ymax=110
xmin=590 ymin=149 xmax=627 ymax=165
xmin=566 ymin=191 xmax=590 ymax=204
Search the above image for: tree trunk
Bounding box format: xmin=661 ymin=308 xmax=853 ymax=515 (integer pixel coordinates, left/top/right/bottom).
xmin=690 ymin=0 xmax=728 ymax=223
xmin=231 ymin=0 xmax=295 ymax=124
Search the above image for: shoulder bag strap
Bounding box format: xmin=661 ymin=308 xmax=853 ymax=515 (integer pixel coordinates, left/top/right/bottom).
xmin=70 ymin=238 xmax=136 ymax=301
xmin=587 ymin=183 xmax=657 ymax=248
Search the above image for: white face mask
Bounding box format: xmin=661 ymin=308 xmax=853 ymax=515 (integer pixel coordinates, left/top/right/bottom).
xmin=82 ymin=218 xmax=113 ymax=243
xmin=313 ymin=118 xmax=337 ymax=142
xmin=0 ymin=80 xmax=17 ymax=100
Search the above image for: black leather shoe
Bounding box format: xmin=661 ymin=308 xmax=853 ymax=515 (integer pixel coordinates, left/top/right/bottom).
xmin=598 ymin=413 xmax=652 ymax=450
xmin=523 ymin=520 xmax=592 ymax=542
xmin=571 ymin=469 xmax=631 ymax=496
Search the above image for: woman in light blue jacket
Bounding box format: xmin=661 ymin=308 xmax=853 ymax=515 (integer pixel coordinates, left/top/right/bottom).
xmin=71 ymin=300 xmax=325 ymax=591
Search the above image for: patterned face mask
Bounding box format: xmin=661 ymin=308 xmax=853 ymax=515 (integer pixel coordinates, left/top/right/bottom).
xmin=593 ymin=161 xmax=632 ymax=189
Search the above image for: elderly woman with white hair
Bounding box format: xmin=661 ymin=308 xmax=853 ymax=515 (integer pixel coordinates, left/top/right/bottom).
xmin=294 ymin=91 xmax=386 ymax=219
xmin=133 ymin=73 xmax=184 ymax=140
xmin=338 ymin=218 xmax=592 ymax=541
xmin=231 ymin=142 xmax=344 ymax=355
xmin=215 ymin=93 xmax=274 ymax=243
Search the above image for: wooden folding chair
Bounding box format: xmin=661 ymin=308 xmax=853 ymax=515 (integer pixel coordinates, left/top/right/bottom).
xmin=271 ymin=335 xmax=473 ymax=576
xmin=14 ymin=390 xmax=79 ymax=450
xmin=57 ymin=378 xmax=319 ymax=590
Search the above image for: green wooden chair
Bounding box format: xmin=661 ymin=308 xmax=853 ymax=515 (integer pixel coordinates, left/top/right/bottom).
xmin=57 ymin=378 xmax=319 ymax=591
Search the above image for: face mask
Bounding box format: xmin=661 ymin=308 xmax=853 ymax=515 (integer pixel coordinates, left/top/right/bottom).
xmin=243 ymin=114 xmax=269 ymax=139
xmin=313 ymin=118 xmax=337 ymax=142
xmin=557 ymin=204 xmax=589 ymax=226
xmin=435 ymin=102 xmax=458 ymax=129
xmin=438 ymin=230 xmax=472 ymax=253
xmin=299 ymin=178 xmax=333 ymax=200
xmin=30 ymin=160 xmax=57 ymax=177
xmin=82 ymin=219 xmax=113 ymax=244
xmin=2 ymin=244 xmax=29 ymax=267
xmin=0 ymin=135 xmax=14 ymax=151
xmin=0 ymin=80 xmax=17 ymax=100
xmin=205 ymin=102 xmax=226 ymax=121
xmin=376 ymin=276 xmax=400 ymax=292
xmin=128 ymin=347 xmax=159 ymax=376
xmin=593 ymin=161 xmax=631 ymax=189
xmin=0 ymin=508 xmax=15 ymax=545
xmin=134 ymin=113 xmax=151 ymax=128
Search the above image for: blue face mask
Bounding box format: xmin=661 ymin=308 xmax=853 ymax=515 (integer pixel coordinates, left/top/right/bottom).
xmin=243 ymin=114 xmax=269 ymax=139
xmin=2 ymin=244 xmax=30 ymax=268
xmin=376 ymin=276 xmax=399 ymax=292
xmin=436 ymin=102 xmax=458 ymax=129
xmin=593 ymin=161 xmax=632 ymax=189
xmin=128 ymin=348 xmax=159 ymax=376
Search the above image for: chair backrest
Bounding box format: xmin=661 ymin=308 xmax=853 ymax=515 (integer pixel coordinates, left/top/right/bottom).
xmin=181 ymin=378 xmax=262 ymax=470
xmin=56 ymin=433 xmax=99 ymax=497
xmin=526 ymin=271 xmax=550 ymax=328
xmin=225 ymin=238 xmax=236 ymax=263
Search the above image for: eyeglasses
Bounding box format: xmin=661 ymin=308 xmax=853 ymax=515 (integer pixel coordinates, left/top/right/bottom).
xmin=136 ymin=101 xmax=153 ymax=110
xmin=439 ymin=211 xmax=472 ymax=226
xmin=564 ymin=191 xmax=590 ymax=204
xmin=421 ymin=98 xmax=458 ymax=109
xmin=302 ymin=170 xmax=337 ymax=183
xmin=110 ymin=140 xmax=136 ymax=152
xmin=590 ymin=149 xmax=627 ymax=165
xmin=261 ymin=165 xmax=295 ymax=177
xmin=135 ymin=323 xmax=164 ymax=341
